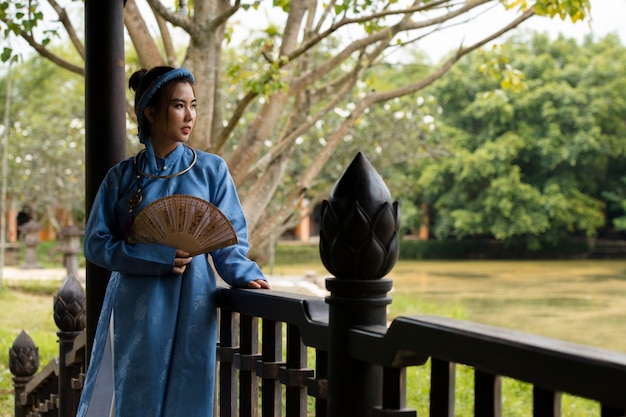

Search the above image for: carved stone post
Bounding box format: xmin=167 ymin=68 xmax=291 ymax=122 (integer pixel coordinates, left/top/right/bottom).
xmin=58 ymin=224 xmax=84 ymax=278
xmin=10 ymin=330 xmax=39 ymax=417
xmin=19 ymin=219 xmax=42 ymax=269
xmin=321 ymin=152 xmax=399 ymax=417
xmin=54 ymin=274 xmax=86 ymax=417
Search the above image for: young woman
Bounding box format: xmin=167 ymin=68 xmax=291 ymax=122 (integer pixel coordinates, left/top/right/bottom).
xmin=77 ymin=66 xmax=270 ymax=417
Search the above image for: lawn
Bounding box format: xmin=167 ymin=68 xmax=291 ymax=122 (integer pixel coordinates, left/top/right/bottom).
xmin=3 ymin=257 xmax=619 ymax=416
xmin=0 ymin=282 xmax=60 ymax=417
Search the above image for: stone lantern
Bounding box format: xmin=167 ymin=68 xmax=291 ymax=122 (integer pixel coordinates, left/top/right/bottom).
xmin=58 ymin=224 xmax=84 ymax=278
xmin=19 ymin=219 xmax=42 ymax=269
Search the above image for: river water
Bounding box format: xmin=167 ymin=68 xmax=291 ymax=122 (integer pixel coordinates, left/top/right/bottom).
xmin=386 ymin=259 xmax=626 ymax=353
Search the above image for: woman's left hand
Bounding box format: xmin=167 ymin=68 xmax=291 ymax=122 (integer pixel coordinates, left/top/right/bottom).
xmin=173 ymin=249 xmax=193 ymax=275
xmin=247 ymin=279 xmax=271 ymax=289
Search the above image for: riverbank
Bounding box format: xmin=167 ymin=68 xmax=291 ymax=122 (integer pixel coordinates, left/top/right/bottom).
xmin=0 ymin=266 xmax=328 ymax=296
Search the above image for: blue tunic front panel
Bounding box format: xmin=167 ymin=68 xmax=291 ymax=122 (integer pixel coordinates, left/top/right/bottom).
xmin=77 ymin=144 xmax=264 ymax=417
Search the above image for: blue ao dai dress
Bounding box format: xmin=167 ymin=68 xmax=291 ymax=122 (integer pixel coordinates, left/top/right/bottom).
xmin=76 ymin=143 xmax=265 ymax=417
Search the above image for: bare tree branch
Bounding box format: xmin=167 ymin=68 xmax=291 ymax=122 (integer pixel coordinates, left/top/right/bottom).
xmin=47 ymin=0 xmax=85 ymax=59
xmin=1 ymin=22 xmax=84 ymax=75
xmin=124 ymin=0 xmax=165 ymax=68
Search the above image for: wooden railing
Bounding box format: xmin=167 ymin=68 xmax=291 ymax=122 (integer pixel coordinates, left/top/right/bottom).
xmin=9 ymin=153 xmax=626 ymax=416
xmin=10 ymin=274 xmax=86 ymax=417
xmin=215 ymin=285 xmax=626 ymax=417
xmin=12 ymin=280 xmax=626 ymax=417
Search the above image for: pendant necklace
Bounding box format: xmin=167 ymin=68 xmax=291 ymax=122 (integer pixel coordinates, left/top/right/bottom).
xmin=125 ymin=145 xmax=198 ymax=237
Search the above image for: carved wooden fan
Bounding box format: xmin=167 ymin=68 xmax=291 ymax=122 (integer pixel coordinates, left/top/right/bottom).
xmin=129 ymin=194 xmax=238 ymax=256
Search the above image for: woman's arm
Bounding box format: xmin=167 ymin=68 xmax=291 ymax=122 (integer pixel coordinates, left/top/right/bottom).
xmin=83 ymin=165 xmax=178 ymax=277
xmin=207 ymin=157 xmax=269 ymax=288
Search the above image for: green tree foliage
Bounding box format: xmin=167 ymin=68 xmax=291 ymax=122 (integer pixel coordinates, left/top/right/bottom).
xmin=1 ymin=54 xmax=85 ymax=226
xmin=412 ymin=33 xmax=626 ymax=247
xmin=0 ymin=0 xmax=593 ymax=254
xmin=603 ymin=176 xmax=626 ymax=232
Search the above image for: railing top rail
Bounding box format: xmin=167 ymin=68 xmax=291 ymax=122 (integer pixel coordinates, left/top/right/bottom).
xmin=216 ymin=286 xmax=329 ymax=349
xmin=350 ymin=315 xmax=626 ymax=408
xmin=23 ymin=357 xmax=59 ymax=394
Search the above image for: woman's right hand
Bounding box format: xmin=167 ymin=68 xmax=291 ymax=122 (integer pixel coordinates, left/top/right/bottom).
xmin=173 ymin=249 xmax=192 ymax=275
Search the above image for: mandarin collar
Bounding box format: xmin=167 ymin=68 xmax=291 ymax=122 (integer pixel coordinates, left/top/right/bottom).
xmin=140 ymin=141 xmax=185 ymax=176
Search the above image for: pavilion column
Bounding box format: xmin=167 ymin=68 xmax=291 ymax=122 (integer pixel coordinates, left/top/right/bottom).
xmin=84 ymin=0 xmax=126 ymax=363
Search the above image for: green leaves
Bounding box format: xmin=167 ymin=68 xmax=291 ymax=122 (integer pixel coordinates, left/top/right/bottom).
xmin=2 ymin=55 xmax=86 ymax=222
xmin=478 ymin=46 xmax=526 ymax=93
xmin=1 ymin=47 xmax=12 ymax=62
xmin=411 ymin=32 xmax=625 ymax=246
xmin=1 ymin=1 xmax=54 ymax=62
xmin=533 ymin=0 xmax=590 ymax=22
xmin=502 ymin=0 xmax=591 ymax=22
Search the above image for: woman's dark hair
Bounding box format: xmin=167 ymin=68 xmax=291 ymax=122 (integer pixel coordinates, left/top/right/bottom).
xmin=129 ymin=66 xmax=176 ymax=112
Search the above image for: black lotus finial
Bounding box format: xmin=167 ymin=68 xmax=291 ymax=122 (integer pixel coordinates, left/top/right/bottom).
xmin=319 ymin=152 xmax=399 ymax=280
xmin=54 ymin=274 xmax=86 ymax=332
xmin=9 ymin=330 xmax=39 ymax=377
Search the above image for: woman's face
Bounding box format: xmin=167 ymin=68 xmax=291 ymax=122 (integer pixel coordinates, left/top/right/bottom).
xmin=147 ymin=81 xmax=196 ymax=153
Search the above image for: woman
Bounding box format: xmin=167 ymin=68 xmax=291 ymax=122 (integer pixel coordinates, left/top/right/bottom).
xmin=77 ymin=66 xmax=270 ymax=417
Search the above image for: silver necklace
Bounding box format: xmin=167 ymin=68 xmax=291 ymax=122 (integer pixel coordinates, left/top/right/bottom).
xmin=132 ymin=145 xmax=198 ymax=179
xmin=125 ymin=145 xmax=197 ymax=236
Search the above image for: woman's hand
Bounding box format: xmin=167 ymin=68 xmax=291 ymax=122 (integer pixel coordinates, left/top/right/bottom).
xmin=247 ymin=279 xmax=271 ymax=289
xmin=173 ymin=249 xmax=192 ymax=275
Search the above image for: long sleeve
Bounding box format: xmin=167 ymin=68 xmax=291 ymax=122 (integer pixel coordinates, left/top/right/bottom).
xmin=206 ymin=157 xmax=265 ymax=287
xmin=83 ymin=162 xmax=178 ymax=277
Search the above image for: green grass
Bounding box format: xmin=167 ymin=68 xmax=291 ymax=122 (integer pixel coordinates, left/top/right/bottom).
xmin=0 ymin=284 xmax=60 ymax=417
xmin=389 ymin=295 xmax=598 ymax=416
xmin=1 ymin=252 xmax=610 ymax=416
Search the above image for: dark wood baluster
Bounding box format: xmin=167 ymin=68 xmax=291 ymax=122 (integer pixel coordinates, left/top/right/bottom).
xmin=238 ymin=314 xmax=260 ymax=417
xmin=371 ymin=366 xmax=416 ymax=416
xmin=430 ymin=358 xmax=455 ymax=417
xmin=258 ymin=319 xmax=283 ymax=417
xmin=533 ymin=386 xmax=561 ymax=417
xmin=282 ymin=323 xmax=313 ymax=417
xmin=309 ymin=350 xmax=328 ymax=417
xmin=474 ymin=370 xmax=501 ymax=417
xmin=217 ymin=310 xmax=238 ymax=417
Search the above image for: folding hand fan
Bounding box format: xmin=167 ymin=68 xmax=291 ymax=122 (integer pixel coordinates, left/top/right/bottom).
xmin=128 ymin=195 xmax=238 ymax=256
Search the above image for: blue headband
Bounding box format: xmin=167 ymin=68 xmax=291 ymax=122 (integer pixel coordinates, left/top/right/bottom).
xmin=136 ymin=68 xmax=195 ymax=143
